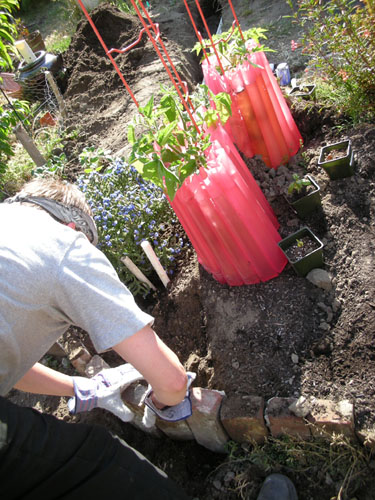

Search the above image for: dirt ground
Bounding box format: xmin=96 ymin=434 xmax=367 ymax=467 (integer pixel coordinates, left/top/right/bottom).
xmin=8 ymin=1 xmax=375 ymax=499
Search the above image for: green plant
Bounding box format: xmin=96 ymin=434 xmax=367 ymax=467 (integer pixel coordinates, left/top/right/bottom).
xmin=193 ymin=26 xmax=273 ymax=74
xmin=296 ymin=238 xmax=304 ymax=248
xmin=46 ymin=33 xmax=71 ymax=54
xmin=128 ymin=84 xmax=232 ymax=201
xmin=287 ymin=0 xmax=375 ymax=122
xmin=0 ymin=0 xmax=19 ymax=68
xmin=79 ymin=146 xmax=114 ymax=173
xmin=287 ymin=173 xmax=311 ymax=195
xmin=0 ymin=99 xmax=30 ymax=173
xmin=77 ymin=158 xmax=188 ymax=296
xmin=220 ymin=431 xmax=373 ymax=500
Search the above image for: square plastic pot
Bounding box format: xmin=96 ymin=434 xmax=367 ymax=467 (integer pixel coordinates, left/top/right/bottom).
xmin=287 ymin=175 xmax=322 ymax=219
xmin=278 ymin=226 xmax=324 ymax=277
xmin=289 ymin=84 xmax=316 ymax=100
xmin=318 ymin=140 xmax=354 ymax=180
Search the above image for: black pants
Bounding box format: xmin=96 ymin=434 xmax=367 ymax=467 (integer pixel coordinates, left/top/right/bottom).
xmin=0 ymin=396 xmax=190 ymax=500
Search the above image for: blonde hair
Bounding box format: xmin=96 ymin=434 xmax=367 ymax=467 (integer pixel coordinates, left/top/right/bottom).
xmin=17 ymin=178 xmax=92 ymax=216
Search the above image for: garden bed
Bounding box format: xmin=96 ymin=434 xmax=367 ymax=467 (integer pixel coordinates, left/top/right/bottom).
xmin=8 ymin=1 xmax=375 ymax=498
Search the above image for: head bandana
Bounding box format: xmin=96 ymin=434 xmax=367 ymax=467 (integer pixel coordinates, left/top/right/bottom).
xmin=5 ymin=195 xmax=98 ymax=246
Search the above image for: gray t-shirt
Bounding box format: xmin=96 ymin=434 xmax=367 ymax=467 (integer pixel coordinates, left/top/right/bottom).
xmin=0 ymin=203 xmax=153 ymax=395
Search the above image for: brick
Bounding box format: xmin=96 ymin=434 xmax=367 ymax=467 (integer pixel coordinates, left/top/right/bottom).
xmin=187 ymin=388 xmax=228 ymax=453
xmin=265 ymin=397 xmax=311 ymax=439
xmin=357 ymin=429 xmax=375 ymax=451
xmin=220 ymin=395 xmax=268 ymax=444
xmin=307 ymin=399 xmax=355 ymax=439
xmin=84 ymin=354 xmax=109 ymax=377
xmin=122 ymin=382 xmax=162 ymax=437
xmin=47 ymin=341 xmax=67 ymax=358
xmin=156 ymin=418 xmax=194 ymax=441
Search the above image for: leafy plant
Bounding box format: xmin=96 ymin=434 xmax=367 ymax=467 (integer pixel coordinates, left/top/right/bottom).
xmin=0 ymin=99 xmax=30 ymax=174
xmin=77 ymin=158 xmax=188 ymax=296
xmin=192 ymin=26 xmax=273 ymax=74
xmin=287 ymin=0 xmax=375 ymax=122
xmin=128 ymin=84 xmax=232 ymax=201
xmin=79 ymin=146 xmax=114 ymax=173
xmin=287 ymin=173 xmax=311 ymax=195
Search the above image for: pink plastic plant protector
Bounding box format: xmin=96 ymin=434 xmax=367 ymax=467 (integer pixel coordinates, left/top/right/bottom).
xmin=202 ymin=48 xmax=303 ymax=168
xmin=169 ymin=131 xmax=287 ymax=286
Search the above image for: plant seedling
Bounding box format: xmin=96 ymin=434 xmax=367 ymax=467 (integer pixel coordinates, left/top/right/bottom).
xmin=296 ymin=238 xmax=304 ymax=248
xmin=287 ymin=173 xmax=311 ymax=195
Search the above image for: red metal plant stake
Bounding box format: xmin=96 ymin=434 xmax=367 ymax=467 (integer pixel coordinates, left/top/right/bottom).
xmin=136 ymin=0 xmax=195 ymax=110
xmin=183 ymin=0 xmax=225 ymax=75
xmin=129 ymin=0 xmax=200 ymax=133
xmin=227 ymin=0 xmax=245 ymax=41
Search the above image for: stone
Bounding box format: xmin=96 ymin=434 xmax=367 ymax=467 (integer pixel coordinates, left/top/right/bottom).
xmin=70 ymin=347 xmax=92 ymax=375
xmin=307 ymin=399 xmax=355 ymax=439
xmin=220 ymin=395 xmax=268 ymax=444
xmin=265 ymin=397 xmax=311 ymax=439
xmin=47 ymin=341 xmax=67 ymax=358
xmin=291 ymin=353 xmax=299 ymax=364
xmin=289 ymin=396 xmax=312 ymax=418
xmin=306 ymin=268 xmax=333 ymax=291
xmin=187 ymin=388 xmax=229 ymax=453
xmin=84 ymin=354 xmax=109 ymax=377
xmin=357 ymin=429 xmax=375 ymax=450
xmin=121 ymin=382 xmax=162 ymax=437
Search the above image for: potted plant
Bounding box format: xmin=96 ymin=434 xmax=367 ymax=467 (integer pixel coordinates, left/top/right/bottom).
xmin=288 ymin=84 xmax=316 ymax=100
xmin=278 ymin=226 xmax=324 ymax=276
xmin=318 ymin=139 xmax=354 ymax=180
xmin=285 ymin=173 xmax=321 ymax=218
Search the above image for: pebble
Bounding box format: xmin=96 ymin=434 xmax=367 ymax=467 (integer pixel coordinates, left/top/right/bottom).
xmin=232 ymin=361 xmax=240 ymax=369
xmin=213 ymin=480 xmax=222 ymax=490
xmin=319 ymin=321 xmax=330 ymax=331
xmin=291 ymin=353 xmax=299 ymax=364
xmin=224 ymin=471 xmax=235 ymax=483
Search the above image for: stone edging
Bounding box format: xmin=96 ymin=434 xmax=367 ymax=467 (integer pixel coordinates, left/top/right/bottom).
xmin=68 ymin=351 xmax=374 ymax=453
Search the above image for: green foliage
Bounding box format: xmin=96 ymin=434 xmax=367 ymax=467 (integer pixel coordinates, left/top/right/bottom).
xmin=192 ymin=26 xmax=273 ymax=73
xmin=287 ymin=173 xmax=311 ymax=195
xmin=0 ymin=99 xmax=30 ymax=173
xmin=287 ymin=0 xmax=375 ymax=122
xmin=0 ymin=0 xmax=19 ymax=70
xmin=46 ymin=33 xmax=71 ymax=54
xmin=77 ymin=158 xmax=186 ymax=297
xmin=79 ymin=146 xmax=114 ymax=173
xmin=223 ymin=431 xmax=373 ymax=499
xmin=128 ymin=84 xmax=232 ymax=201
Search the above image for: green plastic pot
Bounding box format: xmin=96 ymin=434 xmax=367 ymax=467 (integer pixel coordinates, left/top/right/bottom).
xmin=287 ymin=175 xmax=322 ymax=219
xmin=318 ymin=139 xmax=354 ymax=180
xmin=289 ymin=84 xmax=316 ymax=100
xmin=278 ymin=226 xmax=324 ymax=277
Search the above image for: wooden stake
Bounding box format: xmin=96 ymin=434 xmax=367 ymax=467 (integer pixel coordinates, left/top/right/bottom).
xmin=14 ymin=124 xmax=46 ymax=167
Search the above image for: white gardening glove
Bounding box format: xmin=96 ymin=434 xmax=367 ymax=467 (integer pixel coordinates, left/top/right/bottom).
xmin=68 ymin=363 xmax=144 ymax=422
xmin=142 ymin=372 xmax=196 ymax=428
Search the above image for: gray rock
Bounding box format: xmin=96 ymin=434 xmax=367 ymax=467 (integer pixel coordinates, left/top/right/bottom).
xmin=306 ymin=268 xmax=333 ymax=291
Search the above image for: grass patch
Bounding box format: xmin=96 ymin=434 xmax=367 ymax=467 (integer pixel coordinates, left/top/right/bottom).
xmin=212 ymin=431 xmax=375 ymax=500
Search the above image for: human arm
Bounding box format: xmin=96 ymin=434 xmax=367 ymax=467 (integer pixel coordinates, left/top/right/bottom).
xmin=13 ymin=362 xmax=74 ymax=396
xmin=113 ymin=323 xmax=188 ymax=407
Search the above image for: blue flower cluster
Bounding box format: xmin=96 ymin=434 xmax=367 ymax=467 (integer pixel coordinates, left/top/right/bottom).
xmin=76 ymin=158 xmax=189 ymax=296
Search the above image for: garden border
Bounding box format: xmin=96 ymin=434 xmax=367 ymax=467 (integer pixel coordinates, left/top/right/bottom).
xmin=65 ymin=347 xmax=375 ymax=454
